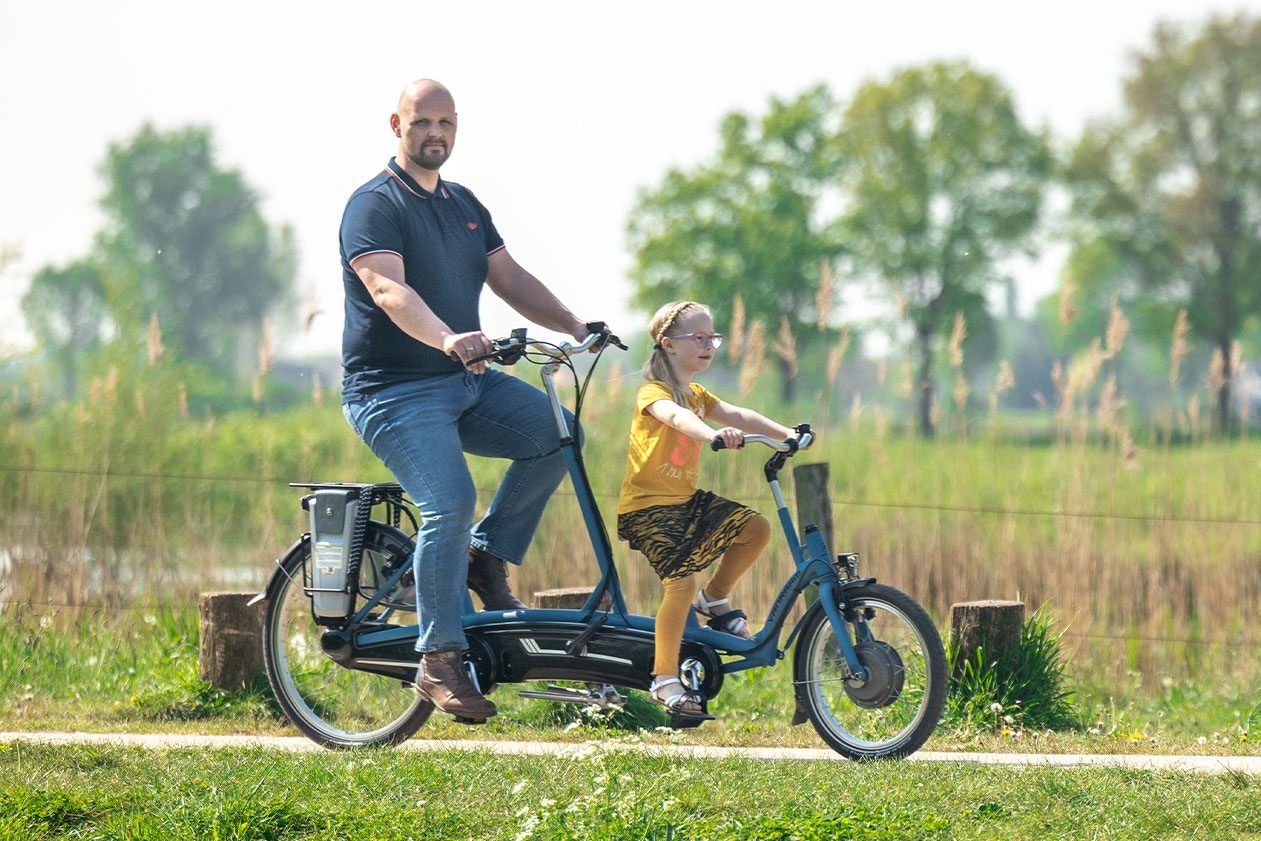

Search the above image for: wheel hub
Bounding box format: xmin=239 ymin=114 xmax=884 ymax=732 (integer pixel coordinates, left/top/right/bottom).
xmin=843 ymin=640 xmax=904 ymax=709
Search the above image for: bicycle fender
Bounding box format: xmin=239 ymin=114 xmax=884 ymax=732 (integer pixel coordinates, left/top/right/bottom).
xmin=248 ymin=534 xmax=311 ymax=606
xmin=782 ymin=577 xmax=877 ymax=652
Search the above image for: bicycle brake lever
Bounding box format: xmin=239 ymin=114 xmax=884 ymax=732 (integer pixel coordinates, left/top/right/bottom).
xmin=585 ymin=321 xmax=628 ymax=351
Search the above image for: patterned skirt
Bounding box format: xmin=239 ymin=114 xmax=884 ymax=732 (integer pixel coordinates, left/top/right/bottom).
xmin=617 ymin=489 xmax=758 ymax=581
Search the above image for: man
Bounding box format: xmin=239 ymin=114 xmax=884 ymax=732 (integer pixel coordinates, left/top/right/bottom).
xmin=339 ymin=79 xmax=596 ymax=722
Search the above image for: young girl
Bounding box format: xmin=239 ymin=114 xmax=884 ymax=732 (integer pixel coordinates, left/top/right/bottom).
xmin=616 ymin=300 xmax=803 ymax=721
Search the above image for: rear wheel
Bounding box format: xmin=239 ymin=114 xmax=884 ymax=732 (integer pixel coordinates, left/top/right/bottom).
xmin=262 ymin=524 xmax=433 ymax=748
xmin=793 ymin=582 xmax=946 ymax=759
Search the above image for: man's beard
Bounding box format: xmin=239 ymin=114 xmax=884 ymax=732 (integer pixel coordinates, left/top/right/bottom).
xmin=410 ymin=145 xmax=449 ymax=171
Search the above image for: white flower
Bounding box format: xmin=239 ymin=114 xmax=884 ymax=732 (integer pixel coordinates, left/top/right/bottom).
xmin=511 ymin=780 xmax=528 ymax=796
xmin=143 ymin=614 xmax=158 ymax=626
xmin=1197 ymin=737 xmax=1207 ymax=745
xmin=539 ymin=799 xmax=556 ymax=809
xmin=39 ymin=615 xmax=53 ymax=629
xmin=989 ymin=702 xmax=1003 ymax=714
xmin=1003 ymin=715 xmax=1015 ymax=725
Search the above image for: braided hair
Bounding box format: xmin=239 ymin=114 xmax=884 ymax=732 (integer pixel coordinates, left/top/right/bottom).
xmin=642 ymin=300 xmax=711 ymax=406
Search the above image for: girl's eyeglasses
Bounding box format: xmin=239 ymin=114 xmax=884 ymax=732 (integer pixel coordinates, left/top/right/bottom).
xmin=668 ymin=332 xmax=725 ymax=350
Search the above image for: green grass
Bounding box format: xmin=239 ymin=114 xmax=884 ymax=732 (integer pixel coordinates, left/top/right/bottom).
xmin=3 ymin=608 xmax=1258 ymax=758
xmin=1 ymin=741 xmax=1259 ymax=840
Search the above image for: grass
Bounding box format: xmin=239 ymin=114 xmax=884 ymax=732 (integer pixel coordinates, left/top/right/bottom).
xmin=2 ymin=608 xmax=1258 ymax=758
xmin=1 ymin=740 xmax=1259 ymax=839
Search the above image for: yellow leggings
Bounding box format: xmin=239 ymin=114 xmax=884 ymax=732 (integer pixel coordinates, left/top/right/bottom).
xmin=653 ymin=513 xmax=771 ymax=676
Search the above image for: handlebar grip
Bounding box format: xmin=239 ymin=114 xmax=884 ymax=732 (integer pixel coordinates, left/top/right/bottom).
xmin=710 ymin=436 xmax=727 ymax=451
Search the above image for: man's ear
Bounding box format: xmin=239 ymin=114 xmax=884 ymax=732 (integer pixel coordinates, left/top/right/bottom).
xmin=389 ymin=113 xmax=401 ymax=137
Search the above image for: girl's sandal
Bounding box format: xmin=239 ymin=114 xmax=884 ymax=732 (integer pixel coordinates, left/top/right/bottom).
xmin=649 ymin=677 xmax=715 ymax=728
xmin=693 ymin=589 xmax=753 ymax=639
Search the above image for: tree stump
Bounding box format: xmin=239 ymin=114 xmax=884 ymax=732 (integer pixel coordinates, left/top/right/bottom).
xmin=198 ymin=592 xmax=265 ymax=691
xmin=533 ymin=587 xmax=612 ymax=610
xmin=949 ymin=600 xmax=1024 ymax=678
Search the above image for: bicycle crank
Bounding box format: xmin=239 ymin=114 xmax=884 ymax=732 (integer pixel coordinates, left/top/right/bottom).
xmin=518 ymin=683 xmax=628 ymax=708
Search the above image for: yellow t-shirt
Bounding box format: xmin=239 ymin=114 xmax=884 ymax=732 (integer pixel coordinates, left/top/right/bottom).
xmin=616 ymin=380 xmax=719 ymax=514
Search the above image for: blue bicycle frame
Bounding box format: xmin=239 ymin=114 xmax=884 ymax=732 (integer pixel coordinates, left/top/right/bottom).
xmin=336 ymin=334 xmax=867 ymax=684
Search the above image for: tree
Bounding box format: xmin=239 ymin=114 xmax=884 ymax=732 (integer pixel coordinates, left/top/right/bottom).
xmin=20 ymin=260 xmax=109 ymax=399
xmin=836 ymin=62 xmax=1051 ymax=437
xmin=95 ymin=124 xmax=297 ymax=378
xmin=1065 ymin=14 xmax=1261 ymax=433
xmin=627 ymin=86 xmax=841 ymax=401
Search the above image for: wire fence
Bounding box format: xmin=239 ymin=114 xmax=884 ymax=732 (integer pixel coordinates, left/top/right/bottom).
xmin=4 ymin=463 xmax=1260 ymax=527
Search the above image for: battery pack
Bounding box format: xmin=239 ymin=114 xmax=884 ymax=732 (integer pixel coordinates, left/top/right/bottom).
xmin=308 ymin=489 xmax=359 ymax=619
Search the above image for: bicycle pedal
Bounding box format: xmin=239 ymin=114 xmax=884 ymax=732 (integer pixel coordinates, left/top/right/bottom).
xmin=452 ymin=715 xmax=490 ymax=726
xmin=668 ymin=710 xmax=716 ymax=729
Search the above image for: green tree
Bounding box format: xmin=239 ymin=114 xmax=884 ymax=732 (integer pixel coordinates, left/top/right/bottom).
xmin=20 ymin=260 xmax=109 ymax=398
xmin=627 ymin=86 xmax=841 ymax=401
xmin=836 ymin=62 xmax=1052 ymax=437
xmin=95 ymin=124 xmax=297 ymax=378
xmin=1065 ymin=14 xmax=1261 ymax=432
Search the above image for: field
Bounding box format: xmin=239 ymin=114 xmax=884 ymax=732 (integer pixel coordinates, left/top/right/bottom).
xmin=2 ymin=363 xmax=1259 ymax=749
xmin=2 ymin=364 xmax=1260 ymax=838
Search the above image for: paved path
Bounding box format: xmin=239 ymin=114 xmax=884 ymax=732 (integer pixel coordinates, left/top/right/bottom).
xmin=3 ymin=731 xmax=1259 ymax=774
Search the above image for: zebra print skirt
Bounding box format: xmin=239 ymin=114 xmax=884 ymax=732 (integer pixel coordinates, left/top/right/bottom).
xmin=617 ymin=489 xmax=758 ymax=581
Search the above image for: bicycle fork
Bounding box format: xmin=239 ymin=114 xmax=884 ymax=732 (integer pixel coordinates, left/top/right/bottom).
xmin=768 ymin=474 xmax=869 ymax=682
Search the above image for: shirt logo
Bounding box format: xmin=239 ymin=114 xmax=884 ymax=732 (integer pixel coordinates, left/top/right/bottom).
xmin=466 ymin=221 xmax=479 ymax=230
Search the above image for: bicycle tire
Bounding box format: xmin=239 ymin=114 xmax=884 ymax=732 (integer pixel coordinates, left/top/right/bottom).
xmin=793 ymin=582 xmax=946 ymax=760
xmin=262 ymin=523 xmax=434 ymax=748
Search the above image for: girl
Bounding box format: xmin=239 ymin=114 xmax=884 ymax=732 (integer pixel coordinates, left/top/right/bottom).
xmin=616 ymin=300 xmax=803 ymax=721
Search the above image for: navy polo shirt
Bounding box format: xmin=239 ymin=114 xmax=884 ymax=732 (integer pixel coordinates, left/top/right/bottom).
xmin=339 ymin=158 xmax=505 ymax=396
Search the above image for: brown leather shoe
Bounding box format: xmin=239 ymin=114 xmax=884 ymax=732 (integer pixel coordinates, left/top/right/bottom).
xmin=467 ymin=546 xmax=527 ymax=610
xmin=414 ymin=649 xmax=497 ymax=722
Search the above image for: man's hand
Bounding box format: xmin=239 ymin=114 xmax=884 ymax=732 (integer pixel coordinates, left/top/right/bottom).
xmin=444 ymin=330 xmax=493 ymax=375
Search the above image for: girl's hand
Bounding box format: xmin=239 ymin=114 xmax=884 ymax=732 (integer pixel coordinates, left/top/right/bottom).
xmin=715 ymin=427 xmax=745 ymax=450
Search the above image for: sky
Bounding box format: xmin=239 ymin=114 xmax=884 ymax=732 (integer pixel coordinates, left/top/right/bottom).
xmin=2 ymin=0 xmax=1257 ymax=361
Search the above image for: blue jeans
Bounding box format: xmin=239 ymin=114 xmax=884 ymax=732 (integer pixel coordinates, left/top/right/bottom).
xmin=342 ymin=369 xmax=574 ymax=652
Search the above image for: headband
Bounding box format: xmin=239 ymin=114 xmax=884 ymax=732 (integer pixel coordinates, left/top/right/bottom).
xmin=652 ymin=302 xmax=695 ymax=348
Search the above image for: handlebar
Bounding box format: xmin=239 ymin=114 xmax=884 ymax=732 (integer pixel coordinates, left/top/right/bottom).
xmin=710 ymin=424 xmax=814 ymax=454
xmin=467 ymin=322 xmax=626 ymax=367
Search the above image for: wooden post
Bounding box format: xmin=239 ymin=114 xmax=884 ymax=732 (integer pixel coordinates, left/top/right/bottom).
xmin=534 ymin=587 xmax=612 ymax=611
xmin=198 ymin=592 xmax=265 ymax=691
xmin=792 ymin=463 xmax=833 ymax=548
xmin=949 ymin=600 xmax=1025 ymax=678
xmin=793 ymin=462 xmax=832 ymax=604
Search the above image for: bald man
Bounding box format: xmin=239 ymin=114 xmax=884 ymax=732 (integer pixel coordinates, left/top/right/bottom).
xmin=339 ymin=79 xmax=597 ymax=722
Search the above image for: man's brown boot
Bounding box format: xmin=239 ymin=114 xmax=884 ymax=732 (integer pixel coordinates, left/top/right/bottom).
xmin=413 ymin=649 xmax=497 ymax=722
xmin=467 ymin=546 xmax=527 ymax=610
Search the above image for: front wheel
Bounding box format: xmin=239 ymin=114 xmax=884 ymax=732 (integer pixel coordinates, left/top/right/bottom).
xmin=262 ymin=524 xmax=433 ymax=748
xmin=793 ymin=582 xmax=946 ymax=759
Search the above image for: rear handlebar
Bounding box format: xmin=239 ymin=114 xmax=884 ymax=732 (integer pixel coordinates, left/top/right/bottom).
xmin=470 ymin=322 xmax=626 ymax=367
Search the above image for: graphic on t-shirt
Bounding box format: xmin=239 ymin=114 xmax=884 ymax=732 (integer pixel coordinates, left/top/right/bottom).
xmin=669 ymin=436 xmax=699 ymax=467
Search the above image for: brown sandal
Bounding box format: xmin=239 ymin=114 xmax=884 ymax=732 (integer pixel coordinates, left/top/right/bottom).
xmin=650 ymin=676 xmax=714 ymax=727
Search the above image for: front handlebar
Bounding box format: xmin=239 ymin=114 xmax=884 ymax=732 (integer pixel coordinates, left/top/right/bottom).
xmin=469 ymin=322 xmax=626 ymax=367
xmin=711 ymin=424 xmax=814 ymax=454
